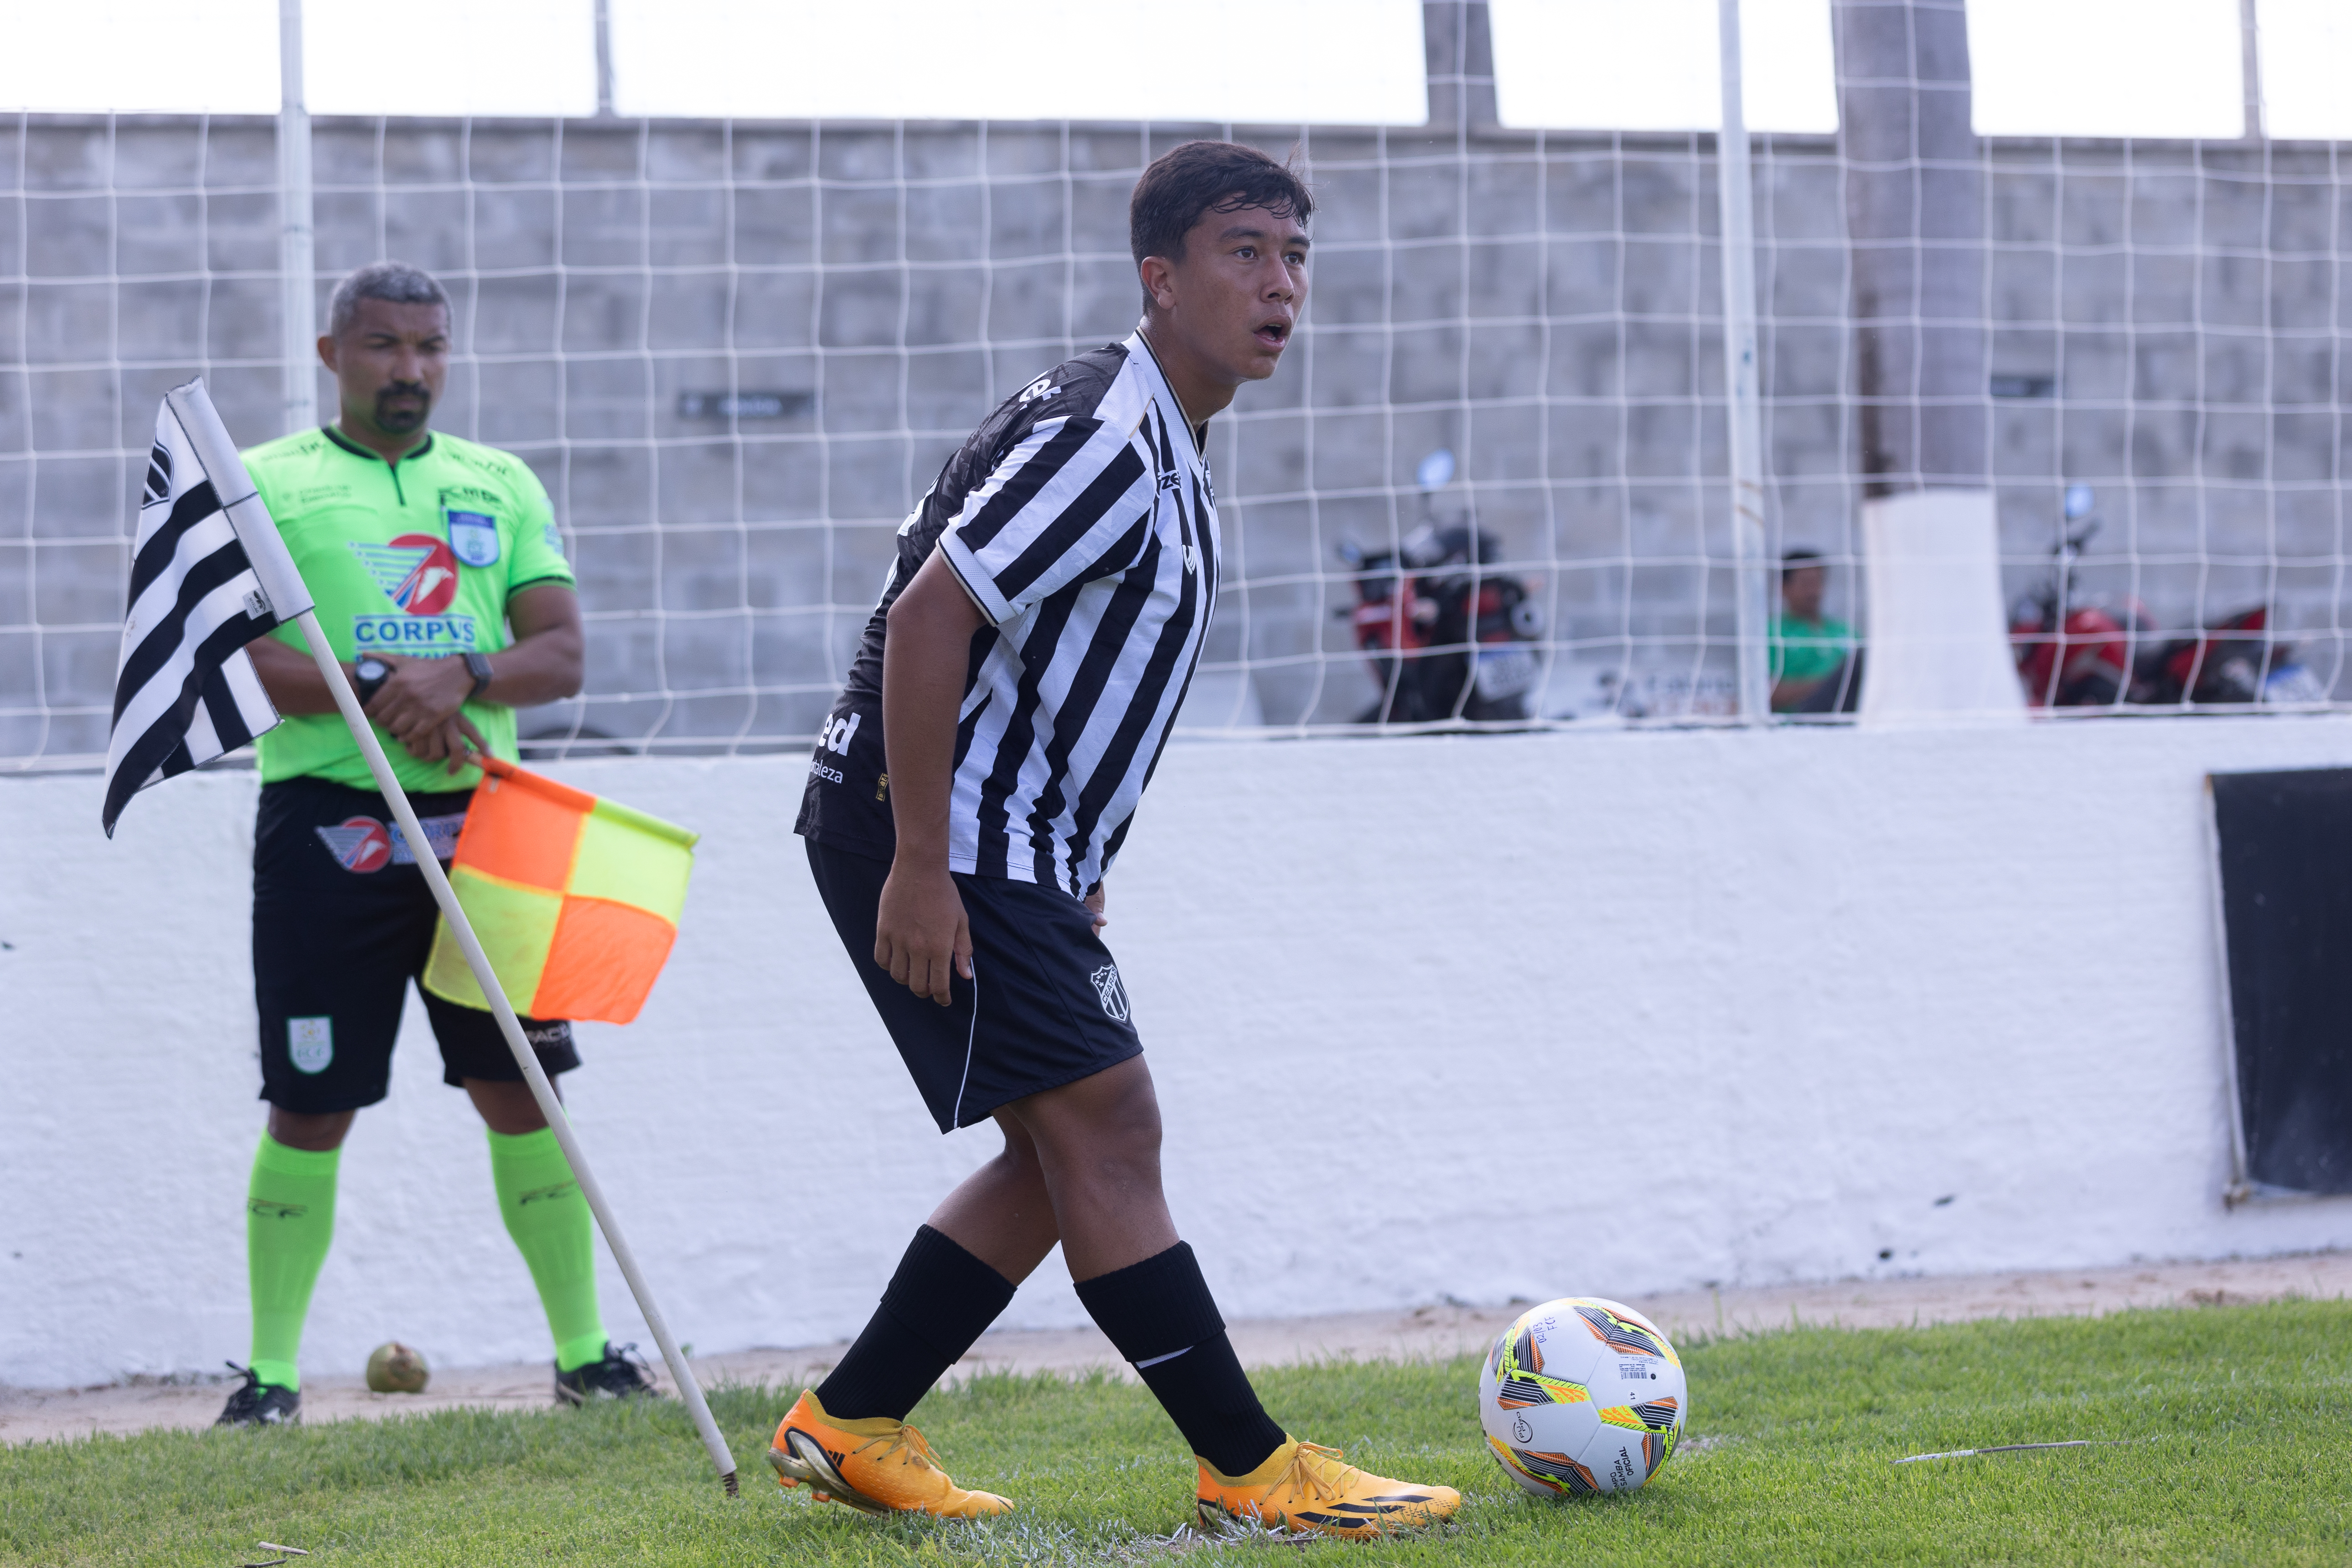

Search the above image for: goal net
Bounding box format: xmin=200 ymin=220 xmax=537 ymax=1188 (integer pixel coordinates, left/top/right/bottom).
xmin=5 ymin=1 xmax=2348 ymax=767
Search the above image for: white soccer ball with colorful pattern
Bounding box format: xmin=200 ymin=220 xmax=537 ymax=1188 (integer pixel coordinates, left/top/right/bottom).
xmin=1477 ymin=1297 xmax=1686 ymax=1496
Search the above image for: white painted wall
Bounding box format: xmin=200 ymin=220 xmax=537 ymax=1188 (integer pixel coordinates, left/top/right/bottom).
xmin=7 ymin=717 xmax=2352 ymax=1389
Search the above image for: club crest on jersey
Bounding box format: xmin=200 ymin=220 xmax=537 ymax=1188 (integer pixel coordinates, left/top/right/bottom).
xmin=1090 ymin=963 xmax=1130 ymax=1022
xmin=445 ymin=508 xmax=501 ymax=567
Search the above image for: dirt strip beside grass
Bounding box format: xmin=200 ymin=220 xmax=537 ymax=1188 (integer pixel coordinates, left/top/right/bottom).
xmin=7 ymin=1249 xmax=2347 ymax=1445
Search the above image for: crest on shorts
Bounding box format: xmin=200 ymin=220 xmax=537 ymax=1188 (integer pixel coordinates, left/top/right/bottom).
xmin=1090 ymin=963 xmax=1129 ymax=1022
xmin=288 ymin=1016 xmax=334 ymax=1074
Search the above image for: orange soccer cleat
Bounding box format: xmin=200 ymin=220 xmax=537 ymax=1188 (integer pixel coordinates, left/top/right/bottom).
xmin=766 ymin=1389 xmax=1013 ymax=1518
xmin=1195 ymin=1437 xmax=1461 ymax=1537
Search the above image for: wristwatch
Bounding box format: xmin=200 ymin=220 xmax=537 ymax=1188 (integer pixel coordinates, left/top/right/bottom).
xmin=353 ymin=655 xmax=391 ymax=706
xmin=461 ymin=651 xmax=495 ymax=702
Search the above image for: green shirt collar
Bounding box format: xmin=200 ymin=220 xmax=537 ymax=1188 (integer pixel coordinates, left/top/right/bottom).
xmin=320 ymin=424 xmax=434 ymax=466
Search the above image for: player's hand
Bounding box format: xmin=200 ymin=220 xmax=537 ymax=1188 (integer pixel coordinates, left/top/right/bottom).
xmin=1084 ymin=883 xmax=1107 ymax=935
xmin=367 ymin=652 xmax=474 ymax=748
xmin=875 ymin=859 xmax=972 ymax=1007
xmin=398 ymin=712 xmax=486 ymax=771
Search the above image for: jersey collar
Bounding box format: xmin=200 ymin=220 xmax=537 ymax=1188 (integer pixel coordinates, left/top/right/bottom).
xmin=1125 ymin=330 xmax=1207 ymax=482
xmin=321 ymin=423 xmax=434 ymax=466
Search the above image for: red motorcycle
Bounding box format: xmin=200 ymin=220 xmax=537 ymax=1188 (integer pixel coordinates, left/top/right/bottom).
xmin=2012 ymin=487 xmax=2331 ymax=708
xmin=2009 ymin=488 xmax=2150 ymax=707
xmin=2135 ymin=605 xmax=2328 ymax=706
xmin=1336 ymin=520 xmax=1543 ymax=724
xmin=1337 ymin=451 xmax=1543 ymax=724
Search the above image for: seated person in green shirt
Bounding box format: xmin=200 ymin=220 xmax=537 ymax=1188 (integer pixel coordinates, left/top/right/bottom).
xmin=215 ymin=261 xmax=651 ymax=1425
xmin=1769 ymin=549 xmax=1859 ymax=713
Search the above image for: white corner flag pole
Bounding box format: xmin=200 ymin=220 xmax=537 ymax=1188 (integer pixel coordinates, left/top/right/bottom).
xmin=165 ymin=379 xmax=740 ymax=1496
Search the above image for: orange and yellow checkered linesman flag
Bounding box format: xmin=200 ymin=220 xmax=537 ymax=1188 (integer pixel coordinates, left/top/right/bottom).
xmin=422 ymin=756 xmax=697 ymax=1025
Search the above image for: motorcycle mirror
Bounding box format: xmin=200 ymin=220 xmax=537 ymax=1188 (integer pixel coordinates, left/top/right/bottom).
xmin=1416 ymin=448 xmax=1456 ymax=491
xmin=2063 ymin=483 xmax=2094 ymax=521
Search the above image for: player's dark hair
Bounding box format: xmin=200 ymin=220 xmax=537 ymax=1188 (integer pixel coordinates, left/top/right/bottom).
xmin=329 ymin=260 xmax=451 ymax=338
xmin=1129 ymin=141 xmax=1313 ymax=312
xmin=1781 ymin=547 xmax=1825 ymax=583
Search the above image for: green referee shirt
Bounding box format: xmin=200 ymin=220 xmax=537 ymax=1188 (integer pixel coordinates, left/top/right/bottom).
xmin=242 ymin=425 xmax=576 ymax=795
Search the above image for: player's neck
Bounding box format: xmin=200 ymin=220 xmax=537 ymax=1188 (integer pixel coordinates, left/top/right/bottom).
xmin=332 ymin=418 xmax=431 ymax=465
xmin=1135 ymin=322 xmax=1228 ymax=443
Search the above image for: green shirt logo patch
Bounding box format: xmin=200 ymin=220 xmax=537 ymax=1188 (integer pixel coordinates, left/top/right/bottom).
xmin=446 ymin=508 xmax=501 ymax=567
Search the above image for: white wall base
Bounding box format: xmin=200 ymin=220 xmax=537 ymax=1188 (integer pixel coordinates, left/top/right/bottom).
xmin=7 ymin=716 xmax=2352 ymax=1389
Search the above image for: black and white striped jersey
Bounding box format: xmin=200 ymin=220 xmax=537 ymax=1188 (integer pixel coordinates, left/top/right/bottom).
xmin=796 ymin=330 xmax=1218 ymax=897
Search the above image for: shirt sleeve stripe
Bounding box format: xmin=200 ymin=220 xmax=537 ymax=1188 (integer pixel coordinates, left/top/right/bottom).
xmin=987 ymin=445 xmax=1151 ymax=605
xmin=937 ymin=531 xmax=1016 ymax=625
xmin=956 ymin=415 xmax=1095 ymax=554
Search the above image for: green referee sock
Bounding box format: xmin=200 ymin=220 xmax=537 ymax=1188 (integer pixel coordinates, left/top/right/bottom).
xmin=488 ymin=1127 xmax=609 ymax=1372
xmin=246 ymin=1133 xmax=340 ymax=1392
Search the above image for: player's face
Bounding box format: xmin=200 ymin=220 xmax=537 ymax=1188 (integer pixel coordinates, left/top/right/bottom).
xmin=1783 ymin=564 xmax=1826 ymax=619
xmin=322 ymin=298 xmax=450 ymax=441
xmin=1163 ymin=203 xmax=1309 ymax=385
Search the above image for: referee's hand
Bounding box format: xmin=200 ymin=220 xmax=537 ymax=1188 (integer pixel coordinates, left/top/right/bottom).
xmin=875 ymin=861 xmax=973 ymax=1007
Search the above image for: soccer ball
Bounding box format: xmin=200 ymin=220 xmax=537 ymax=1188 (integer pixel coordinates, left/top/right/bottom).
xmin=1477 ymin=1297 xmax=1685 ymax=1496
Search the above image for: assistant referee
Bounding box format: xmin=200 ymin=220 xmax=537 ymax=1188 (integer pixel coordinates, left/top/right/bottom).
xmin=213 ymin=261 xmax=650 ymax=1425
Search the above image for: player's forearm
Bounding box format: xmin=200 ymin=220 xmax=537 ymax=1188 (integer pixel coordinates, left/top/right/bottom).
xmin=485 ymin=583 xmax=584 ymax=707
xmin=246 ymin=631 xmax=351 ymax=715
xmin=883 ymin=554 xmax=987 ymax=867
xmin=477 ymin=621 xmax=583 ymax=708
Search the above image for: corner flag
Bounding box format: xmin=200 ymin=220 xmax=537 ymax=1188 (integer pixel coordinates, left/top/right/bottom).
xmin=424 ymin=756 xmax=698 ymax=1025
xmin=101 ymin=384 xmax=301 ymax=835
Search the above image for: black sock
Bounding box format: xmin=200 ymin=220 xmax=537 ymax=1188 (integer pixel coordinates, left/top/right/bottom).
xmin=814 ymin=1226 xmax=1017 ymax=1422
xmin=1072 ymin=1242 xmax=1287 ymax=1478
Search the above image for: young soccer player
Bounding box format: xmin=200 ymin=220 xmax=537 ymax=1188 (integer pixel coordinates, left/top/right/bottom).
xmin=214 ymin=262 xmax=651 ymax=1424
xmin=783 ymin=141 xmax=1461 ymax=1536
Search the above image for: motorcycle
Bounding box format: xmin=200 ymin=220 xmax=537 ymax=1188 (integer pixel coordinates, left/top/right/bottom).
xmin=2134 ymin=604 xmax=2330 ymax=706
xmin=1335 ymin=449 xmax=1545 ymax=724
xmin=2011 ymin=486 xmax=2330 ymax=708
xmin=2009 ymin=486 xmax=2153 ymax=708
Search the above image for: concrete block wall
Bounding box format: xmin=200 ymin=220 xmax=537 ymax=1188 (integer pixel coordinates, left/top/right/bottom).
xmin=4 ymin=116 xmax=2349 ymax=759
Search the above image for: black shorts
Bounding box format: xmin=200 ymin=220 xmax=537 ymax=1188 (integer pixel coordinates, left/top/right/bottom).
xmin=805 ymin=838 xmax=1143 ymax=1133
xmin=254 ymin=776 xmax=579 ymax=1114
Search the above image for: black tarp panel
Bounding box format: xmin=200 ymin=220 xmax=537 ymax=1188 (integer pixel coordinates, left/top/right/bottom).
xmin=2211 ymin=767 xmax=2352 ymax=1194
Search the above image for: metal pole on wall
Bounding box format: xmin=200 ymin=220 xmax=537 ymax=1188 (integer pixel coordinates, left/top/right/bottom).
xmin=595 ymin=0 xmax=616 ymax=115
xmin=1716 ymin=0 xmax=1772 ymax=724
xmin=277 ymin=0 xmax=317 ymax=436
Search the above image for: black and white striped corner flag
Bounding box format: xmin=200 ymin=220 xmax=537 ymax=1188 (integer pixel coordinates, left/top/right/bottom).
xmin=101 ymin=381 xmax=305 ymax=836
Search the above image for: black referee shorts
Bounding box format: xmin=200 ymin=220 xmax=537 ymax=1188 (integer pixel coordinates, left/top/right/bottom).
xmin=253 ymin=777 xmax=579 ymax=1115
xmin=805 ymin=838 xmax=1143 ymax=1133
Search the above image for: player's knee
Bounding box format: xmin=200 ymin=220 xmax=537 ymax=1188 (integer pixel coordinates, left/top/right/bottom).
xmin=266 ymin=1107 xmax=355 ymax=1151
xmin=991 ymin=1128 xmax=1049 ymax=1192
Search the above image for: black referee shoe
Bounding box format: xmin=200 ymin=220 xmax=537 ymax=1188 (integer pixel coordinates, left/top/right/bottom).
xmin=554 ymin=1342 xmax=659 ymax=1406
xmin=213 ymin=1363 xmax=300 ymax=1427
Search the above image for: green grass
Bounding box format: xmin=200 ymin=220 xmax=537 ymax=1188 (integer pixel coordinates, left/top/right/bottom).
xmin=8 ymin=1301 xmax=2352 ymax=1565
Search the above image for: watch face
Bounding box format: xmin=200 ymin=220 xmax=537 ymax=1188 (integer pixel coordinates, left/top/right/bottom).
xmin=357 ymin=657 xmax=389 ymax=680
